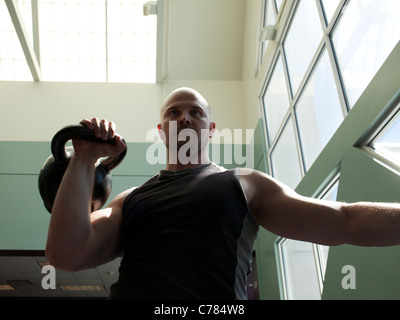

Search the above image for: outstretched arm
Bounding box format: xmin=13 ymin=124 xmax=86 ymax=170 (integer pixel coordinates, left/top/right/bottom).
xmin=237 ymin=168 xmax=400 ymax=247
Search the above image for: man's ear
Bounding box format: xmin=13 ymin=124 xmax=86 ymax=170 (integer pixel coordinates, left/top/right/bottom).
xmin=157 ymin=124 xmax=167 ymax=144
xmin=209 ymin=122 xmax=216 ymax=138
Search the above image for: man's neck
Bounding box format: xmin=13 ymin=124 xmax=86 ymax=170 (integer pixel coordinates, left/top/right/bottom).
xmin=166 ymin=151 xmax=211 ymax=172
xmin=165 ymin=162 xmax=210 ymax=172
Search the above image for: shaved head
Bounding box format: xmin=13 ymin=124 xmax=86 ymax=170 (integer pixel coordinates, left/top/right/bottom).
xmin=161 ymin=87 xmax=211 ymax=119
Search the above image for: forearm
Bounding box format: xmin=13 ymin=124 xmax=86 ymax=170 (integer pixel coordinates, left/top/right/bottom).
xmin=45 ymin=154 xmax=97 ymax=269
xmin=343 ymin=201 xmax=400 ymax=247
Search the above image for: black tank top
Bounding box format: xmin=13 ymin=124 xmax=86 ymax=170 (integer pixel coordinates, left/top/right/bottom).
xmin=109 ymin=163 xmax=258 ymax=300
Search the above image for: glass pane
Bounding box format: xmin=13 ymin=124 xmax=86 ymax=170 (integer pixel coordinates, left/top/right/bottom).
xmin=17 ymin=0 xmax=33 ymax=47
xmin=283 ymin=0 xmax=323 ymax=96
xmin=39 ymin=0 xmax=107 ymax=82
xmin=371 ymin=102 xmax=400 ymax=166
xmin=271 ymin=117 xmax=302 ymax=189
xmin=321 ymin=0 xmax=341 ymax=24
xmin=332 ymin=0 xmax=400 ymax=109
xmin=0 ymin=0 xmax=32 ymax=81
xmin=295 ymin=49 xmax=344 ymax=171
xmin=322 ymin=180 xmax=339 ymax=202
xmin=263 ymin=55 xmax=290 ymax=144
xmin=107 ymin=0 xmax=157 ymax=83
xmin=30 ymin=0 xmax=157 ymax=83
xmin=274 ymin=0 xmax=283 ymax=13
xmin=281 ymin=239 xmax=321 ymax=300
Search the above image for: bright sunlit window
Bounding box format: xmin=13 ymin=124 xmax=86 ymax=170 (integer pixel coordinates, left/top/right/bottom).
xmin=0 ymin=0 xmax=157 ymax=83
xmin=260 ymin=0 xmax=400 ymax=301
xmin=0 ymin=0 xmax=33 ymax=80
xmin=332 ymin=0 xmax=400 ymax=109
xmin=277 ymin=177 xmax=339 ymax=300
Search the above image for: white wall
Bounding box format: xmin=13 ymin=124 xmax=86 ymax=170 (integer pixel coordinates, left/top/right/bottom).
xmin=0 ymin=80 xmax=247 ymax=143
xmin=0 ymin=81 xmax=163 ymax=142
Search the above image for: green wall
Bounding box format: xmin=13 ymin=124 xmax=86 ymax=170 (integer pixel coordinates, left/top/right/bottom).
xmin=0 ymin=142 xmax=160 ymax=250
xmin=0 ymin=141 xmax=51 ymax=250
xmin=322 ymin=147 xmax=400 ymax=299
xmin=0 ymin=140 xmax=250 ymax=250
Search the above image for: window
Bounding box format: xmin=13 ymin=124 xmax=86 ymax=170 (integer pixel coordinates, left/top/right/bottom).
xmin=260 ymin=0 xmax=400 ymax=187
xmin=0 ymin=0 xmax=157 ymax=83
xmin=295 ymin=48 xmax=344 ymax=170
xmin=263 ymin=54 xmax=290 ymax=145
xmin=270 ymin=117 xmax=302 ymax=189
xmin=258 ymin=0 xmax=399 ymax=301
xmin=283 ymin=0 xmax=323 ymax=97
xmin=276 ymin=177 xmax=339 ymax=300
xmin=0 ymin=0 xmax=33 ymax=80
xmin=106 ymin=0 xmax=157 ymax=83
xmin=39 ymin=0 xmax=107 ymax=82
xmin=368 ymin=98 xmax=400 ymax=168
xmin=332 ymin=0 xmax=400 ymax=109
xmin=320 ymin=0 xmax=340 ymax=24
xmin=277 ymin=238 xmax=321 ymax=300
xmin=274 ymin=0 xmax=283 ymax=13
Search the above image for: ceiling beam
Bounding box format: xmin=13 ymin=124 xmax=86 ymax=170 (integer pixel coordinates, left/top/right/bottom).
xmin=5 ymin=0 xmax=41 ymax=81
xmin=31 ymin=0 xmax=40 ymax=65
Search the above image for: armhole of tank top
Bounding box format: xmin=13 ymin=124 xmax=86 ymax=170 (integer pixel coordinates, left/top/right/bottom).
xmin=232 ymin=168 xmax=248 ymax=202
xmin=232 ymin=168 xmax=258 ymax=228
xmin=121 ymin=187 xmax=137 ymax=217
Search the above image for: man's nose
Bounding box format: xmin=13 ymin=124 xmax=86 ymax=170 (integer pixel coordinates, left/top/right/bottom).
xmin=178 ymin=111 xmax=191 ymax=124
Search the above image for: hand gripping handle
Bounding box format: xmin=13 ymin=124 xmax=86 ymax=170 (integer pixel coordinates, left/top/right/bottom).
xmin=51 ymin=124 xmax=127 ymax=172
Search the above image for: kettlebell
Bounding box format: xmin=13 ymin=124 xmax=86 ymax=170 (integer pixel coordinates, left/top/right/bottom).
xmin=38 ymin=124 xmax=127 ymax=213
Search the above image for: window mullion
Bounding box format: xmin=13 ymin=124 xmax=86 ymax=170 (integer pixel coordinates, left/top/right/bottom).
xmin=31 ymin=0 xmax=40 ymax=67
xmin=325 ymin=33 xmax=350 ymax=116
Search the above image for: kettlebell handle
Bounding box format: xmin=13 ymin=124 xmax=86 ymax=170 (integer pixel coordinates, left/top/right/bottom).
xmin=51 ymin=124 xmax=127 ymax=172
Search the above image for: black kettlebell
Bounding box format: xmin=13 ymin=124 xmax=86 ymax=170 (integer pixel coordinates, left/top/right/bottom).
xmin=38 ymin=124 xmax=127 ymax=213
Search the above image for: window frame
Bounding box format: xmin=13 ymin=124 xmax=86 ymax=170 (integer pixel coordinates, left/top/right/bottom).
xmin=260 ymin=0 xmax=350 ymax=184
xmin=274 ymin=174 xmax=340 ymax=300
xmin=359 ymin=89 xmax=400 ymax=172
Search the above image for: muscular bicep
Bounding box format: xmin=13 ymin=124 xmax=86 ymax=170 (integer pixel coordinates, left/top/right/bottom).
xmin=80 ymin=189 xmax=132 ymax=268
xmin=89 ymin=204 xmax=123 ymax=259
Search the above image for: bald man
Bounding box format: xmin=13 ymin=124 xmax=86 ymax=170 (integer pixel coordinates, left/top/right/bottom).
xmin=46 ymin=87 xmax=400 ymax=300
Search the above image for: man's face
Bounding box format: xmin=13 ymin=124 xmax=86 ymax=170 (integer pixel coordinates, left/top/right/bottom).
xmin=159 ymin=89 xmax=215 ymax=151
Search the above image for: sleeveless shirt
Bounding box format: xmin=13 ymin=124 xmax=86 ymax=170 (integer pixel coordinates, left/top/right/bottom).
xmin=109 ymin=163 xmax=259 ymax=300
